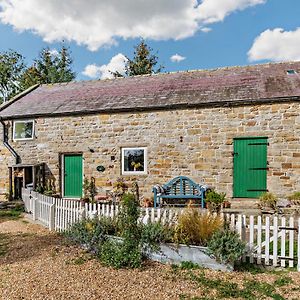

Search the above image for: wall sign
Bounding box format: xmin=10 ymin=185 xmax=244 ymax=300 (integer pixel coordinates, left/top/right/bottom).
xmin=97 ymin=165 xmax=105 ymax=172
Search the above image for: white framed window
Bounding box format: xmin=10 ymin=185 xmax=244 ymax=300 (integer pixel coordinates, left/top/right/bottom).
xmin=121 ymin=147 xmax=147 ymax=175
xmin=13 ymin=120 xmax=35 ymax=141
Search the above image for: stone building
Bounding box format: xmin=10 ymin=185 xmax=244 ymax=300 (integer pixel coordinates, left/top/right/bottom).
xmin=0 ymin=61 xmax=299 ymax=203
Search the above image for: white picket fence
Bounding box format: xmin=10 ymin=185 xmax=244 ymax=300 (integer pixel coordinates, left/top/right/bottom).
xmin=228 ymin=214 xmax=300 ymax=269
xmin=22 ymin=188 xmax=300 ymax=271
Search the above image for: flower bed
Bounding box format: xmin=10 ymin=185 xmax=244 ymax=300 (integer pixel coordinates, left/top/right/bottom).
xmin=108 ymin=235 xmax=233 ymax=271
xmin=64 ymin=192 xmax=246 ymax=271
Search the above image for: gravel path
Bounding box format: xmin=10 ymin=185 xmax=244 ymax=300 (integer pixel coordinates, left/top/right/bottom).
xmin=1 ymin=217 xmax=300 ymax=300
xmin=0 ymin=217 xmax=202 ymax=300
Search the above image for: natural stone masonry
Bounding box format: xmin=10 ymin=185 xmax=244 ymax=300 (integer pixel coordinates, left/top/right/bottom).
xmin=0 ymin=101 xmax=299 ymax=199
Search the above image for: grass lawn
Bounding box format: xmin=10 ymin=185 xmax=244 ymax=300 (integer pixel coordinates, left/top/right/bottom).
xmin=175 ymin=262 xmax=298 ymax=299
xmin=0 ymin=205 xmax=24 ymax=223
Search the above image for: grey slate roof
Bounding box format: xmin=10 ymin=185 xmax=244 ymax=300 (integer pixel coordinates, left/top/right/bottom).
xmin=1 ymin=61 xmax=300 ymax=120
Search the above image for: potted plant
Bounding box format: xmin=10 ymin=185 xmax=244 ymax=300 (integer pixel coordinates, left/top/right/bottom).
xmin=258 ymin=192 xmax=278 ymax=213
xmin=223 ymin=200 xmax=231 ymax=209
xmin=205 ymin=190 xmax=226 ymax=213
xmin=143 ymin=197 xmax=154 ymax=207
xmin=287 ymin=192 xmax=300 ymax=206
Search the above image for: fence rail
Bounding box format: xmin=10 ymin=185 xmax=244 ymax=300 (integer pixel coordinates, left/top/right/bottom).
xmin=21 ymin=188 xmax=300 ymax=271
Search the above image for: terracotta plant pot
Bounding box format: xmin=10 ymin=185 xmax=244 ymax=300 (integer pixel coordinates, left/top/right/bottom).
xmin=223 ymin=201 xmax=231 ymax=209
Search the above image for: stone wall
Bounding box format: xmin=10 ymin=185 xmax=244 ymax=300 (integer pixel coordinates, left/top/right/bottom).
xmin=0 ymin=101 xmax=299 ymax=200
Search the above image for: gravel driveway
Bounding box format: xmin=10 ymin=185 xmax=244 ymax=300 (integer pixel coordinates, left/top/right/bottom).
xmin=1 ymin=216 xmax=300 ymax=300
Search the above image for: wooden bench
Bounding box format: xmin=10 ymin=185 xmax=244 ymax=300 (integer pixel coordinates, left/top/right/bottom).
xmin=152 ymin=176 xmax=207 ymax=208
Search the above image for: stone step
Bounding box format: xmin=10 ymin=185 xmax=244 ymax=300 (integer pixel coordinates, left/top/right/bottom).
xmin=222 ymin=208 xmax=262 ymax=216
xmin=229 ymin=198 xmax=259 ymax=209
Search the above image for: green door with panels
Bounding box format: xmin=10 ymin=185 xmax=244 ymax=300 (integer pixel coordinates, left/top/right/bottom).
xmin=233 ymin=137 xmax=268 ymax=198
xmin=64 ymin=154 xmax=83 ymax=198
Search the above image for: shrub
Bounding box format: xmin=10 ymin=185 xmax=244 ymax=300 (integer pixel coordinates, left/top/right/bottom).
xmin=205 ymin=190 xmax=226 ymax=213
xmin=97 ymin=193 xmax=144 ymax=268
xmin=287 ymin=192 xmax=300 ymax=205
xmin=118 ymin=193 xmax=140 ymax=240
xmin=64 ymin=217 xmax=117 ymax=251
xmin=140 ymin=222 xmax=173 ymax=254
xmin=98 ymin=239 xmax=142 ymax=269
xmin=259 ymin=192 xmax=278 ymax=210
xmin=67 ymin=192 xmax=170 ymax=269
xmin=82 ymin=177 xmax=97 ymax=203
xmin=173 ymin=206 xmax=223 ymax=246
xmin=208 ymin=228 xmax=246 ymax=264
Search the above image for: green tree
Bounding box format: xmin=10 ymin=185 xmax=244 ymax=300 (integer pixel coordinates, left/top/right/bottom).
xmin=20 ymin=46 xmax=76 ymax=90
xmin=0 ymin=50 xmax=25 ymax=103
xmin=112 ymin=40 xmax=163 ymax=77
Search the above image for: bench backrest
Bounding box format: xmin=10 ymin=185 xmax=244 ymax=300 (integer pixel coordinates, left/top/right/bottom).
xmin=163 ymin=176 xmax=202 ymax=196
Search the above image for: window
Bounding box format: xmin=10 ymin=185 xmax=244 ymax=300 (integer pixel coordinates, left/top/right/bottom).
xmin=13 ymin=120 xmax=34 ymax=140
xmin=121 ymin=147 xmax=147 ymax=175
xmin=287 ymin=69 xmax=297 ymax=75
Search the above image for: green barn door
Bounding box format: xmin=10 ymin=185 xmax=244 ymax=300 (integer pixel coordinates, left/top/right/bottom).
xmin=64 ymin=154 xmax=83 ymax=198
xmin=233 ymin=137 xmax=268 ymax=198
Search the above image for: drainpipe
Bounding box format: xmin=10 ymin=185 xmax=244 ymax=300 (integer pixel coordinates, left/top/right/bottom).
xmin=0 ymin=118 xmax=21 ymax=164
xmin=1 ymin=118 xmax=20 ymax=200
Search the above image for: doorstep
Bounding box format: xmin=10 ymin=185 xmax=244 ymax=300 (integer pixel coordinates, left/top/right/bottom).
xmin=222 ymin=208 xmax=262 ymax=216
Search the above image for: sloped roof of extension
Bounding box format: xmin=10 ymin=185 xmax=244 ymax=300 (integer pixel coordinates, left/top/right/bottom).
xmin=1 ymin=61 xmax=300 ymax=120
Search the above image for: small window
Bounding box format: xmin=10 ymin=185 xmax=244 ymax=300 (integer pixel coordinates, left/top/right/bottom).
xmin=121 ymin=147 xmax=147 ymax=175
xmin=13 ymin=120 xmax=34 ymax=140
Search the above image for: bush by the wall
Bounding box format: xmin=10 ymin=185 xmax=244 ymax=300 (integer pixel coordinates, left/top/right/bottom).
xmin=140 ymin=222 xmax=173 ymax=254
xmin=97 ymin=193 xmax=143 ymax=268
xmin=64 ymin=217 xmax=117 ymax=251
xmin=259 ymin=192 xmax=278 ymax=210
xmin=207 ymin=228 xmax=246 ymax=264
xmin=287 ymin=192 xmax=300 ymax=205
xmin=173 ymin=206 xmax=223 ymax=246
xmin=98 ymin=239 xmax=142 ymax=269
xmin=205 ymin=190 xmax=226 ymax=213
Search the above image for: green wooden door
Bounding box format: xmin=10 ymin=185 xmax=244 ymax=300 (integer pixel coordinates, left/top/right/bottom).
xmin=233 ymin=137 xmax=268 ymax=198
xmin=64 ymin=154 xmax=83 ymax=198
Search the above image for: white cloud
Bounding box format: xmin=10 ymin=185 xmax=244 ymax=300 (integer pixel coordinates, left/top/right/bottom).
xmin=197 ymin=0 xmax=266 ymax=24
xmin=248 ymin=28 xmax=300 ymax=62
xmin=0 ymin=0 xmax=266 ymax=51
xmin=170 ymin=54 xmax=186 ymax=63
xmin=82 ymin=53 xmax=127 ymax=79
xmin=200 ymin=27 xmax=212 ymax=33
xmin=49 ymin=48 xmax=59 ymax=57
xmin=82 ymin=64 xmax=102 ymax=79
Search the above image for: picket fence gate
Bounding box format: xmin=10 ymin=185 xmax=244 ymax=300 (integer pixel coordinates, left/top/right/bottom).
xmin=22 ymin=188 xmax=300 ymax=271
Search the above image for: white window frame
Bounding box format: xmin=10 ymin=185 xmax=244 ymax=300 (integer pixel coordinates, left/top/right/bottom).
xmin=13 ymin=120 xmax=35 ymax=141
xmin=121 ymin=147 xmax=147 ymax=175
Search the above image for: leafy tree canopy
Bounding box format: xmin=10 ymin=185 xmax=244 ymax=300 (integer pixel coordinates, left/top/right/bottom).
xmin=20 ymin=46 xmax=76 ymax=90
xmin=112 ymin=40 xmax=163 ymax=78
xmin=0 ymin=50 xmax=25 ymax=103
xmin=0 ymin=46 xmax=76 ymax=103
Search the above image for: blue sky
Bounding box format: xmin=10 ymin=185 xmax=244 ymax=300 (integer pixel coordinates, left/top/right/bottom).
xmin=0 ymin=0 xmax=299 ymax=81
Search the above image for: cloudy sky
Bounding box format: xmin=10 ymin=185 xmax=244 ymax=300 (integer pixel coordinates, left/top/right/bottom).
xmin=0 ymin=0 xmax=299 ymax=80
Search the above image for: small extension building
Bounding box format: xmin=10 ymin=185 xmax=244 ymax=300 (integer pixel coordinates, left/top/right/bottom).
xmin=0 ymin=61 xmax=299 ymax=202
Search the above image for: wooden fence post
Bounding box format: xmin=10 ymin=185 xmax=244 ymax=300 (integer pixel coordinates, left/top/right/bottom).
xmin=265 ymin=216 xmax=270 ymax=265
xmin=257 ymin=216 xmax=262 ymax=265
xmin=289 ymin=217 xmax=294 ymax=268
xmin=273 ymin=216 xmax=278 ymax=266
xmin=281 ymin=217 xmax=286 ymax=267
xmin=249 ymin=215 xmax=254 ymax=263
xmin=79 ymin=207 xmax=86 ymax=220
xmin=237 ymin=215 xmax=242 ymax=238
xmin=49 ymin=202 xmax=56 ymax=231
xmin=32 ymin=197 xmax=38 ymax=221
